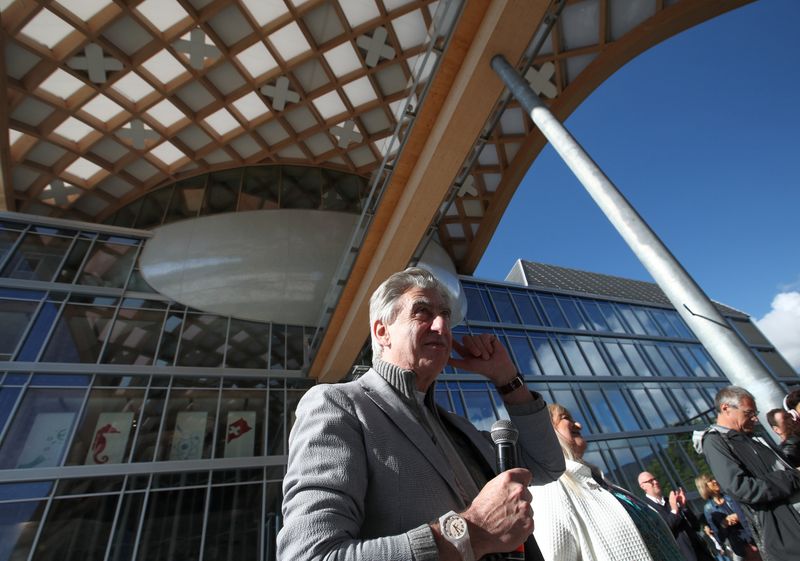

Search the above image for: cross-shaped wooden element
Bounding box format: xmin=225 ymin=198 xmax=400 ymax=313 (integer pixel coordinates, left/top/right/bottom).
xmin=356 ymin=27 xmax=395 ymax=68
xmin=330 ymin=120 xmax=362 ymax=148
xmin=260 ymin=76 xmax=300 ymax=111
xmin=174 ymin=28 xmax=221 ymax=70
xmin=525 ymin=62 xmax=557 ymax=99
xmin=457 ymin=175 xmax=478 ymax=198
xmin=117 ymin=119 xmax=160 ymax=149
xmin=42 ymin=179 xmax=80 ymax=206
xmin=67 ymin=43 xmax=123 ymax=83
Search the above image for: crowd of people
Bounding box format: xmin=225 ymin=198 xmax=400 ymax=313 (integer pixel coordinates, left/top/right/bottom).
xmin=276 ymin=267 xmax=800 ymax=561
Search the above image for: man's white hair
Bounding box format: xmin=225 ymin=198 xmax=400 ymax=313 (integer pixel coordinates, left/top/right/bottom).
xmin=368 ymin=267 xmax=452 ymax=360
xmin=714 ymin=385 xmax=755 ymax=414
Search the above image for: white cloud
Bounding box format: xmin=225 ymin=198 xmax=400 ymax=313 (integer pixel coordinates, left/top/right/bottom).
xmin=756 ymin=291 xmax=800 ymax=371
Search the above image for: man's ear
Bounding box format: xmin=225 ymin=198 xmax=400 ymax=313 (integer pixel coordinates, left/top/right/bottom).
xmin=373 ymin=319 xmax=390 ymax=349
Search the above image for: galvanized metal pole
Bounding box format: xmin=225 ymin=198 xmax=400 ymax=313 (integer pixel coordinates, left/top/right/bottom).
xmin=490 ymin=54 xmax=785 ymax=424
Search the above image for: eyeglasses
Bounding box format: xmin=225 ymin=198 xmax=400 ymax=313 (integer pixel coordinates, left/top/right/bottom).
xmin=730 ymin=405 xmax=760 ymax=418
xmin=640 ymin=478 xmax=658 ymax=486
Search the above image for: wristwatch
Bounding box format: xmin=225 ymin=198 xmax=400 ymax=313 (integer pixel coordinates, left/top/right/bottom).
xmin=495 ymin=373 xmax=525 ymax=395
xmin=438 ymin=510 xmax=474 ymax=561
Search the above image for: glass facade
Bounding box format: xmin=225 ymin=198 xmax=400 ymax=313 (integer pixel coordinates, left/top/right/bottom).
xmin=436 ymin=278 xmax=799 ymax=505
xmin=1 ymin=214 xmax=797 ymax=561
xmin=0 ymin=217 xmax=313 ymax=561
xmin=102 ymin=165 xmax=369 ymax=230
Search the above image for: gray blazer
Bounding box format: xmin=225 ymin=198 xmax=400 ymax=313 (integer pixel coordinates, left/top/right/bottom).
xmin=277 ymin=369 xmax=564 ymax=561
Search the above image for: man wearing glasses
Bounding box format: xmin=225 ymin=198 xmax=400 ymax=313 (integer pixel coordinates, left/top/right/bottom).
xmin=637 ymin=471 xmax=712 ymax=561
xmin=693 ymin=386 xmax=800 ymax=561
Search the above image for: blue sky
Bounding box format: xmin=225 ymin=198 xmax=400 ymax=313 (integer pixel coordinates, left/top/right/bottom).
xmin=476 ymin=0 xmax=800 ymax=369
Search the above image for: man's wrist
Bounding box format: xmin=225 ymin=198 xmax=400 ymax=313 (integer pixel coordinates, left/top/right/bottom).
xmin=495 ymin=373 xmax=525 ymax=395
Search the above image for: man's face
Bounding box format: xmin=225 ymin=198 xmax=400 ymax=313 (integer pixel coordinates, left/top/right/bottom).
xmin=638 ymin=472 xmax=663 ymax=498
xmin=772 ymin=411 xmax=795 ymax=440
xmin=720 ymin=397 xmax=759 ymax=433
xmin=375 ymin=287 xmax=452 ymax=382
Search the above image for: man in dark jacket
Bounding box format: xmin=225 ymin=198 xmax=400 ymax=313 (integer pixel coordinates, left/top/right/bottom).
xmin=638 ymin=471 xmax=714 ymax=561
xmin=693 ymin=386 xmax=800 ymax=561
xmin=766 ymin=407 xmax=800 ymax=467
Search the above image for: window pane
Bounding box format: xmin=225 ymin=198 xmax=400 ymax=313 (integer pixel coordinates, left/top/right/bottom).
xmin=531 ymin=335 xmax=564 ymax=375
xmin=56 ymin=237 xmax=92 ymax=284
xmin=0 ymin=298 xmax=38 ymax=360
xmin=630 ymin=388 xmax=664 ymax=429
xmin=226 ymin=319 xmax=269 ymax=369
xmin=583 ymin=389 xmax=621 ymax=432
xmin=203 ymin=484 xmax=262 ymax=561
xmin=1 ymin=233 xmax=72 ymax=281
xmin=0 ymin=389 xmax=83 ymax=469
xmin=285 ymin=325 xmax=305 ymax=370
xmin=270 ymin=325 xmax=286 ymax=370
xmin=558 ymin=336 xmax=590 ymax=375
xmin=620 ymin=342 xmax=652 ymax=376
xmin=0 ymin=500 xmax=46 ymax=561
xmin=33 ymin=495 xmax=120 ymax=561
xmin=266 ymin=387 xmax=286 ymax=456
xmin=0 ymin=225 xmax=21 ymax=263
xmin=136 ymin=487 xmax=206 ymax=561
xmin=580 ymin=301 xmax=609 ymax=332
xmin=651 ymin=310 xmax=679 ymax=338
xmin=464 ymin=287 xmax=489 ymax=322
xmin=176 ymin=314 xmax=227 ymax=367
xmin=617 ymin=304 xmax=646 ymax=335
xmin=461 ymin=387 xmax=497 ymax=431
xmin=578 ymin=339 xmax=612 ymax=376
xmin=597 ymin=302 xmax=625 ymax=333
xmin=156 ymin=309 xmax=184 ymax=366
xmin=558 ymin=297 xmax=587 ymax=330
xmin=604 ymin=388 xmax=640 ymax=432
xmin=101 ymin=307 xmax=165 ymax=365
xmin=666 ymin=311 xmax=694 ymax=339
xmin=646 ymin=387 xmax=680 ymax=426
xmin=281 ymin=166 xmax=323 ymax=209
xmin=511 ymin=291 xmax=542 ymax=325
xmin=165 ymin=176 xmax=206 ymax=223
xmin=690 ymin=346 xmax=722 ymax=377
xmin=132 ymin=389 xmax=166 ymax=462
xmin=658 ymin=345 xmax=690 ymax=377
xmin=538 ymin=295 xmax=568 ymax=328
xmin=106 ymin=492 xmax=145 ymax=561
xmin=133 ymin=188 xmax=172 ymax=229
xmin=203 ymin=169 xmax=242 ymax=214
xmin=42 ymin=304 xmax=115 ymax=363
xmin=642 ymin=344 xmax=671 ymax=376
xmin=490 ymin=289 xmax=518 ymax=323
xmin=676 ymin=346 xmax=704 ymax=377
xmin=77 ymin=241 xmax=137 ymax=288
xmin=507 ymin=335 xmax=541 ymax=376
xmin=549 ymin=387 xmax=593 ymax=433
xmin=603 ymin=341 xmax=635 ymax=376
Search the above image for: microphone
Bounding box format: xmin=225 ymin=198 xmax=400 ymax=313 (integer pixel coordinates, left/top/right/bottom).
xmin=490 ymin=420 xmax=526 ymax=561
xmin=491 ymin=419 xmax=519 ymax=472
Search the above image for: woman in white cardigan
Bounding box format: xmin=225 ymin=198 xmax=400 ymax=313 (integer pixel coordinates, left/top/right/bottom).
xmin=530 ymin=404 xmax=684 ymax=561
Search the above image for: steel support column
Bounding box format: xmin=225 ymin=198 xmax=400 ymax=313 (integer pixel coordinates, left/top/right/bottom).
xmin=491 ymin=54 xmax=785 ymax=425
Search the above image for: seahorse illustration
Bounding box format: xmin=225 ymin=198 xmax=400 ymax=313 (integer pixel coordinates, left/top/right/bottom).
xmin=92 ymin=423 xmax=120 ymax=464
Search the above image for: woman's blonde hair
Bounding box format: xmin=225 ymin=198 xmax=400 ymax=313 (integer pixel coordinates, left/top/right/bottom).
xmin=547 ymin=403 xmax=579 ymax=462
xmin=694 ymin=473 xmax=716 ymax=501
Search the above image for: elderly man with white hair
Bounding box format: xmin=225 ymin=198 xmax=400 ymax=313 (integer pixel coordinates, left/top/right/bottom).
xmin=693 ymin=386 xmax=800 ymax=561
xmin=278 ymin=267 xmax=564 ymax=561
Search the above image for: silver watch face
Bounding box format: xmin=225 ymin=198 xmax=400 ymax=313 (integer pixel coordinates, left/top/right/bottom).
xmin=443 ymin=514 xmax=467 ymax=540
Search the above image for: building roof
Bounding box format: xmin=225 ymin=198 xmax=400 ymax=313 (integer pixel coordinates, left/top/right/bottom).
xmin=507 ymin=259 xmax=749 ymax=319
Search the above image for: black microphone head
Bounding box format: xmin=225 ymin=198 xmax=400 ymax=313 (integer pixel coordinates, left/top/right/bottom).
xmin=490 ymin=419 xmax=519 ymax=445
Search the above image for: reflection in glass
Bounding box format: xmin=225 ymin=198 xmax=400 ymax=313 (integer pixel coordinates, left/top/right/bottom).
xmin=508 ymin=335 xmax=541 ymax=376
xmin=270 ymin=325 xmax=286 ymax=370
xmin=136 ymin=487 xmax=206 ymax=561
xmin=106 ymin=491 xmax=145 ymax=561
xmin=658 ymin=345 xmax=690 ymax=377
xmin=266 ymin=388 xmax=286 ymax=456
xmin=597 ymin=302 xmax=625 ymax=333
xmin=0 ymin=298 xmax=38 ymax=360
xmin=0 ymin=500 xmax=46 ymax=561
xmin=203 ymin=170 xmax=241 ymax=215
xmin=203 ymin=484 xmax=262 ymax=561
xmin=165 ymin=176 xmax=206 ymax=224
xmin=176 ymin=314 xmax=227 ymax=367
xmin=530 ymin=335 xmax=564 ymax=375
xmin=490 ymin=289 xmax=518 ymax=323
xmin=603 ymin=388 xmax=640 ymax=431
xmin=0 ymin=389 xmax=83 ymax=469
xmin=78 ymin=241 xmax=137 ymax=288
xmin=1 ymin=233 xmax=72 ymax=281
xmin=102 ymin=307 xmax=166 ymax=365
xmin=630 ymin=388 xmax=664 ymax=429
xmin=42 ymin=304 xmax=115 ymax=363
xmin=0 ymin=225 xmax=21 ymax=263
xmin=511 ymin=291 xmax=542 ymax=326
xmin=226 ymin=319 xmax=269 ymax=368
xmin=281 ymin=166 xmax=322 ymax=209
xmin=134 ymin=188 xmax=172 ymax=230
xmin=285 ymin=325 xmax=305 ymax=370
xmin=583 ymin=389 xmax=621 ymax=433
xmin=461 ymin=385 xmax=497 ymax=431
xmin=603 ymin=341 xmax=634 ymax=376
xmin=578 ymin=339 xmax=611 ymax=376
xmin=558 ymin=297 xmax=587 ymax=330
xmin=558 ymin=336 xmax=590 ymax=375
xmin=538 ymin=295 xmax=568 ymax=328
xmin=464 ymin=287 xmax=489 ymax=322
xmin=56 ymin=237 xmax=92 ymax=284
xmin=32 ymin=495 xmax=120 ymax=561
xmin=620 ymin=342 xmax=652 ymax=376
xmin=239 ymin=166 xmax=280 ymax=211
xmin=580 ymin=301 xmax=609 ymax=332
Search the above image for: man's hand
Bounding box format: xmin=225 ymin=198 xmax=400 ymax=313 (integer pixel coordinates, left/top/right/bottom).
xmin=668 ymin=490 xmax=679 ymax=512
xmin=725 ymin=513 xmax=740 ymax=526
xmin=449 ymin=334 xmax=516 ymax=384
xmin=674 ymin=487 xmax=687 ymax=508
xmin=461 ymin=468 xmax=534 ymax=559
